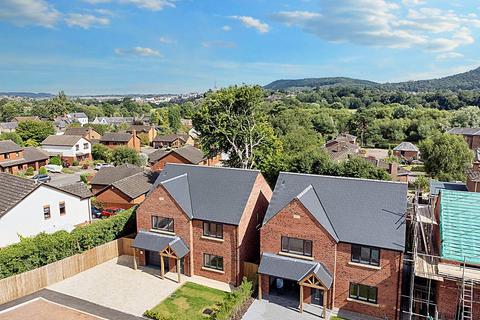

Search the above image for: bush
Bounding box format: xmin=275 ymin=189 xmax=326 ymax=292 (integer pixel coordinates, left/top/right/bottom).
xmin=62 ymin=168 xmax=74 ymax=174
xmin=38 ymin=166 xmax=47 ymax=174
xmin=72 ymin=160 xmax=79 ymax=166
xmin=0 ymin=208 xmax=136 ymax=279
xmin=49 ymin=156 xmax=62 ymax=166
xmin=80 ymin=173 xmax=90 ymax=184
xmin=211 ymin=278 xmax=252 ymax=320
xmin=25 ymin=167 xmax=35 ymax=176
xmin=143 ymin=310 xmax=187 ymax=320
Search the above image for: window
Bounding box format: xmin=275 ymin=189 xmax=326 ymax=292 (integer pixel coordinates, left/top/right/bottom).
xmin=4 ymin=153 xmax=9 ymax=159
xmin=351 ymin=245 xmax=380 ymax=266
xmin=75 ymin=144 xmax=79 ymax=151
xmin=203 ymin=253 xmax=223 ymax=271
xmin=59 ymin=201 xmax=66 ymax=215
xmin=43 ymin=205 xmax=51 ymax=219
xmin=281 ymin=236 xmax=312 ymax=257
xmin=83 ymin=143 xmax=89 ymax=149
xmin=349 ymin=283 xmax=378 ymax=304
xmin=152 ymin=216 xmax=174 ymax=232
xmin=16 ymin=152 xmax=19 ymax=157
xmin=203 ymin=222 xmax=223 ymax=239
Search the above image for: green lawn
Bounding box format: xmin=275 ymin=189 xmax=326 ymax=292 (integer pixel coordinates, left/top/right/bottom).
xmin=147 ymin=282 xmax=229 ymax=320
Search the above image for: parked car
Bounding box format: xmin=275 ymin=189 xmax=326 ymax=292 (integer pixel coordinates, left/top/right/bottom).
xmin=91 ymin=206 xmax=102 ymax=219
xmin=32 ymin=174 xmax=51 ymax=183
xmin=45 ymin=164 xmax=63 ymax=173
xmin=95 ymin=163 xmax=114 ymax=170
xmin=101 ymin=207 xmax=123 ymax=218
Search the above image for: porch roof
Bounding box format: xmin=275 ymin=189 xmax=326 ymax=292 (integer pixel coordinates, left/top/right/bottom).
xmin=132 ymin=230 xmax=189 ymax=258
xmin=258 ymin=253 xmax=332 ymax=289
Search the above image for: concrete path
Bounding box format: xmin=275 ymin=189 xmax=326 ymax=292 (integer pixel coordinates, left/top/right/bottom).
xmin=243 ymin=298 xmax=329 ymax=320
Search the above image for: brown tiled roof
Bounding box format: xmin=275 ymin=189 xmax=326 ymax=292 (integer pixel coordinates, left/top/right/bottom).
xmin=91 ymin=164 xmax=143 ymax=186
xmin=326 ymin=141 xmax=360 ymax=161
xmin=64 ymin=127 xmax=98 ymax=136
xmin=0 ymin=140 xmax=23 ymax=154
xmin=111 ymin=171 xmax=158 ymax=199
xmin=62 ymin=182 xmax=93 ymax=199
xmin=13 ymin=116 xmax=39 ymax=122
xmin=0 ymin=172 xmax=38 ymax=217
xmin=127 ymin=125 xmax=153 ymax=133
xmin=153 ymin=134 xmax=188 ymax=143
xmin=100 ymin=132 xmax=132 ymax=142
xmin=42 ymin=135 xmax=84 ymax=146
xmin=148 ymin=146 xmax=205 ymax=164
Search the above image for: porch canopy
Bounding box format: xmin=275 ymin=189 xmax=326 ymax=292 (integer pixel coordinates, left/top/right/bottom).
xmin=132 ymin=230 xmax=189 ymax=282
xmin=258 ymin=253 xmax=332 ymax=316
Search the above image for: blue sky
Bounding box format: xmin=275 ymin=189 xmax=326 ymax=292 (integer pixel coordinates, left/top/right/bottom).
xmin=1 ymin=0 xmax=480 ymax=95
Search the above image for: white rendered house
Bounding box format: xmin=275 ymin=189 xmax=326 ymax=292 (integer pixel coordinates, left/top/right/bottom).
xmin=41 ymin=135 xmax=92 ymax=165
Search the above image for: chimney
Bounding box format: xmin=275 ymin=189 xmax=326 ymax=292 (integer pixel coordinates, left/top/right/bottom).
xmin=389 ymin=161 xmax=398 ymax=178
xmin=132 ymin=129 xmax=138 ymax=150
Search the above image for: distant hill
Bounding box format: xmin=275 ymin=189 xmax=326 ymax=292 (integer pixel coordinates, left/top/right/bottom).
xmin=0 ymin=92 xmax=54 ymax=98
xmin=264 ymin=67 xmax=480 ymax=92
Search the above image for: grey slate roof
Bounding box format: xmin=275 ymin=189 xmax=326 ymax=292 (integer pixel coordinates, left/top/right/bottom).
xmin=148 ymin=146 xmax=205 ymax=164
xmin=258 ymin=253 xmax=333 ymax=288
xmin=0 ymin=122 xmax=18 ymax=130
xmin=132 ymin=230 xmax=189 ymax=258
xmin=393 ymin=142 xmax=419 ymax=152
xmin=0 ymin=172 xmax=38 ymax=217
xmin=448 ymin=127 xmax=480 ymax=136
xmin=0 ymin=140 xmax=23 ymax=153
xmin=264 ymin=172 xmax=407 ymax=251
xmin=151 ymin=163 xmax=260 ymax=225
xmin=61 ymin=182 xmax=93 ymax=199
xmin=91 ymin=164 xmax=143 ymax=186
xmin=430 ymin=180 xmax=468 ymax=196
xmin=100 ymin=133 xmax=132 ymax=142
xmin=42 ymin=135 xmax=84 ymax=146
xmin=111 ymin=171 xmax=158 ymax=199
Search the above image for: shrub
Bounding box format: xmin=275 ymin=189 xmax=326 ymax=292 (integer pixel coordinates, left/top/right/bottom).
xmin=143 ymin=310 xmax=187 ymax=320
xmin=38 ymin=166 xmax=47 ymax=174
xmin=211 ymin=278 xmax=252 ymax=320
xmin=80 ymin=173 xmax=90 ymax=184
xmin=25 ymin=167 xmax=35 ymax=176
xmin=49 ymin=156 xmax=62 ymax=166
xmin=0 ymin=208 xmax=136 ymax=279
xmin=62 ymin=168 xmax=74 ymax=174
xmin=72 ymin=160 xmax=79 ymax=166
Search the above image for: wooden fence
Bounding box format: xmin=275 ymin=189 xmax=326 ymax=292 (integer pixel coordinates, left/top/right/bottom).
xmin=0 ymin=237 xmax=134 ymax=305
xmin=243 ymin=261 xmax=259 ymax=283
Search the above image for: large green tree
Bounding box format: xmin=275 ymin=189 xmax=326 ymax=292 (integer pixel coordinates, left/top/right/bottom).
xmin=111 ymin=147 xmax=142 ymax=166
xmin=16 ymin=120 xmax=55 ymax=143
xmin=193 ymin=85 xmax=282 ymax=170
xmin=419 ymin=133 xmax=473 ymax=181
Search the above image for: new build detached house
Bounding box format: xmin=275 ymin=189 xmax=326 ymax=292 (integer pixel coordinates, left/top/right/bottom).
xmin=258 ymin=173 xmax=407 ymax=319
xmin=133 ymin=164 xmax=272 ymax=286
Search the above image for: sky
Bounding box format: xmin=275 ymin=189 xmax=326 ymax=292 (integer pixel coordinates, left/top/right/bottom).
xmin=1 ymin=0 xmax=480 ymax=95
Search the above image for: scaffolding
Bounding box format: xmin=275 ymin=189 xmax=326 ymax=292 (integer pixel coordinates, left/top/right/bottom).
xmin=404 ymin=190 xmax=480 ymax=320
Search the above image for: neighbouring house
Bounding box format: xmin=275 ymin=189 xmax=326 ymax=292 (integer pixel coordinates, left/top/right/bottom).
xmin=94 ymin=171 xmax=158 ymax=209
xmin=66 ymin=113 xmax=89 ymax=126
xmin=64 ymin=127 xmax=102 ymax=141
xmin=364 ymin=157 xmax=412 ymax=182
xmin=92 ymin=116 xmax=134 ymax=125
xmin=325 ymin=136 xmax=360 ymax=162
xmin=258 ymin=172 xmax=407 ymax=319
xmin=90 ymin=163 xmax=143 ymax=194
xmin=448 ymin=127 xmax=480 ymax=150
xmin=325 ymin=133 xmax=357 ymax=147
xmin=127 ymin=125 xmax=157 ymax=144
xmin=133 ymin=163 xmax=272 ymax=286
xmin=0 ymin=140 xmax=49 ymax=174
xmin=99 ymin=132 xmax=141 ymax=152
xmin=41 ymin=135 xmax=92 ymax=165
xmin=0 ymin=122 xmax=18 ymax=133
xmin=393 ymin=142 xmax=420 ymax=161
xmin=148 ymin=145 xmax=220 ymax=171
xmin=12 ymin=116 xmax=40 ymax=122
xmin=0 ymin=173 xmax=92 ymax=247
xmin=466 ymin=152 xmax=480 ymax=192
xmin=152 ymin=133 xmax=192 ymax=149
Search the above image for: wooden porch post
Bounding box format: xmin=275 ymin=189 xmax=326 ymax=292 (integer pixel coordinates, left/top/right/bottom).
xmin=160 ymin=253 xmax=164 ymax=279
xmin=258 ymin=274 xmax=262 ymax=300
xmin=176 ymin=258 xmax=181 ymax=283
xmin=133 ymin=249 xmax=137 ymax=270
xmin=322 ymin=288 xmax=327 ymax=319
xmin=299 ymin=284 xmax=304 ymax=313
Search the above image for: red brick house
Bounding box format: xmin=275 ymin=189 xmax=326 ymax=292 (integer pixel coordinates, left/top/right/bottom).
xmin=133 ymin=164 xmax=272 ymax=286
xmin=127 ymin=125 xmax=157 ymax=144
xmin=258 ymin=172 xmax=407 ymax=319
xmin=99 ymin=132 xmax=141 ymax=152
xmin=90 ymin=164 xmax=143 ymax=194
xmin=0 ymin=140 xmax=49 ymax=174
xmin=393 ymin=142 xmax=419 ymax=162
xmin=152 ymin=134 xmax=191 ymax=149
xmin=448 ymin=127 xmax=480 ymax=150
xmin=148 ymin=145 xmax=221 ymax=171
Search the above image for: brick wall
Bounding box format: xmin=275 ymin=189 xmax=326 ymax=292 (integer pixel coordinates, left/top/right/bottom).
xmin=394 ymin=150 xmax=419 ymax=161
xmin=150 ymin=153 xmax=195 ymax=171
xmin=95 ymin=186 xmax=136 ymax=209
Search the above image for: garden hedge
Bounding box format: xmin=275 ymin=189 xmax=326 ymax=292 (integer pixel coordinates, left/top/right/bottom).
xmin=0 ymin=208 xmax=136 ymax=279
xmin=211 ymin=278 xmax=253 ymax=320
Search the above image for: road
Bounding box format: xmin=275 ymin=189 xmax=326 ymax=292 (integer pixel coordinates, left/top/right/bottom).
xmin=48 ymin=169 xmax=95 ymax=187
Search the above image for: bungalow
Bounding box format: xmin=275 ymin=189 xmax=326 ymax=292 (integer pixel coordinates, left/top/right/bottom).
xmin=148 ymin=145 xmax=220 ymax=171
xmin=0 ymin=122 xmax=18 ymax=133
xmin=393 ymin=142 xmax=419 ymax=162
xmin=90 ymin=164 xmax=143 ymax=194
xmin=94 ymin=171 xmax=157 ymax=210
xmin=65 ymin=113 xmax=89 ymax=126
xmin=12 ymin=116 xmax=39 ymax=122
xmin=152 ymin=133 xmax=192 ymax=149
xmin=133 ymin=164 xmax=272 ymax=286
xmin=0 ymin=173 xmax=92 ymax=247
xmin=92 ymin=116 xmax=134 ymax=125
xmin=325 ymin=140 xmax=360 ymax=162
xmin=0 ymin=140 xmax=49 ymax=174
xmin=64 ymin=127 xmax=102 ymax=141
xmin=258 ymin=173 xmax=407 ymax=319
xmin=41 ymin=135 xmax=92 ymax=165
xmin=448 ymin=127 xmax=480 ymax=150
xmin=99 ymin=132 xmax=140 ymax=152
xmin=127 ymin=125 xmax=157 ymax=144
xmin=325 ymin=133 xmax=357 ymax=147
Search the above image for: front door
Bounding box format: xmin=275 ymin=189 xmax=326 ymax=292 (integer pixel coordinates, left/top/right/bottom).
xmin=311 ymin=288 xmax=324 ymax=306
xmin=146 ymin=251 xmax=170 ymax=270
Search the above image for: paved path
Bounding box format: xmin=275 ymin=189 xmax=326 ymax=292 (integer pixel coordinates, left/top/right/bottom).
xmin=243 ymin=298 xmax=328 ymax=320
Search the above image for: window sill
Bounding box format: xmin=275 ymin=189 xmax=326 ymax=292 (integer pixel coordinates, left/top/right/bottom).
xmin=347 ymin=298 xmax=379 ymax=307
xmin=201 ymin=235 xmax=224 ymax=243
xmin=348 ymin=262 xmax=381 ymax=270
xmin=201 ymin=267 xmax=225 ymax=274
xmin=149 ymin=229 xmax=175 ymax=236
xmin=278 ymin=251 xmax=314 ymax=261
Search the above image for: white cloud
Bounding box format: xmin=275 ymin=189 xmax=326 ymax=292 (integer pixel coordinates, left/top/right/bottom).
xmin=0 ymin=0 xmax=60 ymax=27
xmin=436 ymin=52 xmax=464 ymax=61
xmin=230 ymin=16 xmax=269 ymax=33
xmin=201 ymin=41 xmax=236 ymax=48
xmin=65 ymin=14 xmax=110 ymax=29
xmin=159 ymin=36 xmax=176 ymax=44
xmin=119 ymin=0 xmax=175 ymax=11
xmin=115 ymin=47 xmax=161 ymax=57
xmin=222 ymin=25 xmax=232 ymax=32
xmin=271 ymin=0 xmax=480 ymax=53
